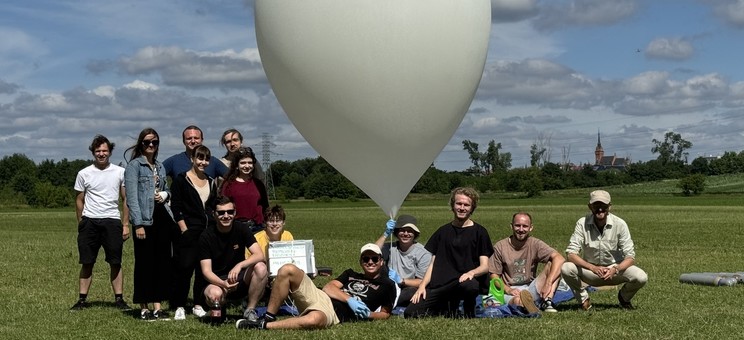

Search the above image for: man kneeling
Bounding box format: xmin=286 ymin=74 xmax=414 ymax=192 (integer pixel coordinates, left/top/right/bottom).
xmin=236 ymin=243 xmax=395 ymax=330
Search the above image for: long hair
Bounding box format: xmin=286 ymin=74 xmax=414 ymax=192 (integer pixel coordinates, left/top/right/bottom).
xmin=124 ymin=128 xmax=160 ymax=162
xmin=222 ymin=146 xmax=264 ymax=187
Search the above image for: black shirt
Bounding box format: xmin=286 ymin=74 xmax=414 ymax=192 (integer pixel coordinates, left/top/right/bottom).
xmin=198 ymin=223 xmax=257 ymax=276
xmin=330 ymin=269 xmax=396 ymax=322
xmin=425 ymin=222 xmax=493 ymax=289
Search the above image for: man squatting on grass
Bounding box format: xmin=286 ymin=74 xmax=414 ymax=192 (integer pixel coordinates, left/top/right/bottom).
xmin=561 ymin=190 xmax=648 ymax=310
xmin=488 ymin=212 xmax=565 ymax=314
xmin=200 ymin=196 xmax=268 ymax=322
xmin=405 ymin=187 xmax=493 ymax=318
xmin=71 ymin=135 xmax=131 ymax=311
xmin=236 ymin=243 xmax=395 ymax=330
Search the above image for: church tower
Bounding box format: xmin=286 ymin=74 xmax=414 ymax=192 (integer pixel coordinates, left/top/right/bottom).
xmin=594 ymin=130 xmax=604 ymax=165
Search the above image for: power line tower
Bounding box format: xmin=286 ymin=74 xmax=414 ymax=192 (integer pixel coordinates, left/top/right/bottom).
xmin=261 ymin=133 xmax=279 ymax=200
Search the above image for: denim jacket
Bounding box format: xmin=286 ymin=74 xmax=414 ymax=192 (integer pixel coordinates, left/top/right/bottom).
xmin=124 ymin=156 xmax=173 ymax=226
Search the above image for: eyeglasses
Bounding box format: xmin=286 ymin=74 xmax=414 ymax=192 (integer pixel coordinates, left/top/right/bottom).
xmin=266 ymin=219 xmax=283 ymax=224
xmin=361 ymin=256 xmax=380 ymax=264
xmin=142 ymin=139 xmax=160 ymax=147
xmin=396 ymin=228 xmax=415 ymax=234
xmin=215 ymin=209 xmax=235 ymax=216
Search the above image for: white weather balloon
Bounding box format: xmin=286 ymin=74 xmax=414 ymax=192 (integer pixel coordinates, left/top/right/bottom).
xmin=255 ymin=0 xmax=491 ymax=217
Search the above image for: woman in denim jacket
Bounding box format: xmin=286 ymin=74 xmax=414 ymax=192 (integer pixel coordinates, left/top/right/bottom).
xmin=124 ymin=128 xmax=175 ymax=320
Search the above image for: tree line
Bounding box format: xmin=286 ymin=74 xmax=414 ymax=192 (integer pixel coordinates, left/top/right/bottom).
xmin=1 ymin=132 xmax=742 ymax=207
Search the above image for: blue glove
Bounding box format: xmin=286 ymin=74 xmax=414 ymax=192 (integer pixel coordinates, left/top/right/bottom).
xmin=388 ymin=268 xmax=403 ymax=285
xmin=347 ymin=297 xmax=371 ymax=319
xmin=384 ymin=219 xmax=396 ymax=237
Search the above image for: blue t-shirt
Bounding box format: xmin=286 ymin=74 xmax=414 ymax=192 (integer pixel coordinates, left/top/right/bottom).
xmin=163 ymin=151 xmax=228 ymax=180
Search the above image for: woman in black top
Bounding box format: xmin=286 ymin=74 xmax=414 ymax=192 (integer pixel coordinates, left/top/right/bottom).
xmin=170 ymin=145 xmax=217 ymax=317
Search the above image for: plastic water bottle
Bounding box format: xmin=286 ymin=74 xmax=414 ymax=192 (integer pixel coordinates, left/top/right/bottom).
xmin=483 ymin=306 xmax=502 ymax=318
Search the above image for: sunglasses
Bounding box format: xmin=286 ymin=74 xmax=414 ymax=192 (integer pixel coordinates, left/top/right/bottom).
xmin=361 ymin=256 xmax=380 ymax=264
xmin=215 ymin=209 xmax=235 ymax=216
xmin=142 ymin=139 xmax=160 ymax=147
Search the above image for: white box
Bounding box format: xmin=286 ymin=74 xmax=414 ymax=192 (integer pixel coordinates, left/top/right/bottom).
xmin=268 ymin=240 xmax=316 ymax=276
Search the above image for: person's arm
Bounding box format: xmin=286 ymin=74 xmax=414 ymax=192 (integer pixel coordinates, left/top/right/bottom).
xmin=368 ymin=305 xmax=392 ymax=320
xmin=460 ymin=255 xmax=489 ymax=283
xmin=124 ymin=164 xmax=144 ymax=237
xmin=411 ymin=255 xmax=435 ymax=303
xmin=228 ymin=242 xmax=265 ymax=283
xmin=540 ymin=251 xmax=566 ymax=298
xmin=322 ymin=279 xmax=351 ymax=303
xmin=565 ymin=218 xmax=605 ymax=276
xmin=169 ymin=176 xmax=188 ymax=233
xmin=75 ymin=191 xmax=84 ymax=223
xmin=200 ymin=259 xmax=238 ymax=291
xmin=119 ymin=184 xmax=130 ymax=240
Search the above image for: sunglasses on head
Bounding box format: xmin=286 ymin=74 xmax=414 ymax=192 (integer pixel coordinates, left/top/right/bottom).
xmin=215 ymin=209 xmax=235 ymax=216
xmin=361 ymin=256 xmax=380 ymax=263
xmin=142 ymin=139 xmax=160 ymax=147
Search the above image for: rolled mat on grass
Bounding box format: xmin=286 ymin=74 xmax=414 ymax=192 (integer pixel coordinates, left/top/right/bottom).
xmin=679 ymin=272 xmax=744 ymax=286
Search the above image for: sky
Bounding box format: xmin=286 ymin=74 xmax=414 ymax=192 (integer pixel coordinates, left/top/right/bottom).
xmin=1 ymin=0 xmax=743 ymax=172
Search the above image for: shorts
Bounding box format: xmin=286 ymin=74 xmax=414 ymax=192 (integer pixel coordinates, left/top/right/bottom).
xmin=503 ymin=281 xmax=541 ymax=305
xmin=290 ymin=275 xmax=339 ymax=327
xmin=216 ymin=269 xmax=249 ymax=300
xmin=77 ymin=217 xmax=124 ymax=265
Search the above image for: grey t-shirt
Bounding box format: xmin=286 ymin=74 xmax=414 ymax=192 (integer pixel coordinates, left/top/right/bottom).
xmin=382 ymin=242 xmax=432 ymax=279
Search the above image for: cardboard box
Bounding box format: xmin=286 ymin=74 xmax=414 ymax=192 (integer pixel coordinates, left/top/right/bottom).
xmin=268 ymin=240 xmax=316 ymax=276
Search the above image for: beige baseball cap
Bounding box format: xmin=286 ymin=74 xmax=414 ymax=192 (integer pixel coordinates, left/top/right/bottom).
xmin=589 ymin=190 xmax=611 ymax=204
xmin=360 ymin=243 xmax=382 ymax=255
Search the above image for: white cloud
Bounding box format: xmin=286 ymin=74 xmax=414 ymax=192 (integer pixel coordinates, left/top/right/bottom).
xmin=707 ymin=0 xmax=744 ymax=27
xmin=645 ymin=37 xmax=695 ymax=61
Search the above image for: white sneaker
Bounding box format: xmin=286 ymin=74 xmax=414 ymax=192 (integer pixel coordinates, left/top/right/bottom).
xmin=174 ymin=307 xmax=186 ymax=320
xmin=192 ymin=305 xmax=207 ymax=318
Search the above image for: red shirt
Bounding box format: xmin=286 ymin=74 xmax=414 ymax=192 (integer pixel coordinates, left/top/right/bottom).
xmin=221 ymin=179 xmax=267 ymax=224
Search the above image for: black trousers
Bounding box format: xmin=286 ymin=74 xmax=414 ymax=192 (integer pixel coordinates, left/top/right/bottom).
xmin=132 ymin=204 xmax=172 ymax=304
xmin=170 ymin=227 xmax=206 ymax=308
xmin=403 ymin=279 xmax=480 ymax=318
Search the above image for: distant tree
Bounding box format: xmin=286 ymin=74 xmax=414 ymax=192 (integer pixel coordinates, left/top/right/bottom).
xmin=485 ymin=140 xmax=511 ymax=173
xmin=677 ymin=174 xmax=706 ymax=196
xmin=0 ymin=154 xmax=37 ymax=187
xmin=689 ymin=157 xmax=710 ymax=175
xmin=540 ymin=162 xmax=566 ymax=190
xmin=462 ymin=140 xmax=482 ymax=174
xmin=651 ymin=132 xmax=692 ymax=165
xmin=529 ymin=143 xmax=546 ymax=168
xmin=709 ymin=151 xmax=744 ymax=175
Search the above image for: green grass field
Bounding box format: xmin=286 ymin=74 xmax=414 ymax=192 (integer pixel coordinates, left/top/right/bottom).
xmin=1 ymin=189 xmax=744 ymax=339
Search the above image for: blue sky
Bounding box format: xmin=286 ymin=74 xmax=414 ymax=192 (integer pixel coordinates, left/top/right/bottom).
xmin=1 ymin=0 xmax=743 ymax=172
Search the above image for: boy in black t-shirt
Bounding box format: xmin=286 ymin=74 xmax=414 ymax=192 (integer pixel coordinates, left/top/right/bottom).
xmin=200 ymin=196 xmax=268 ymax=321
xmin=236 ymin=243 xmax=395 ymax=330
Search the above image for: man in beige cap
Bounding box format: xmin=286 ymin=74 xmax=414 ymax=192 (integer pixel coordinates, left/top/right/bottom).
xmin=236 ymin=243 xmax=395 ymax=330
xmin=560 ymin=190 xmax=647 ymax=310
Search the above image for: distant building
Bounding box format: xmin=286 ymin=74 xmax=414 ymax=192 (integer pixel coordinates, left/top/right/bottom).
xmin=593 ymin=131 xmax=630 ymax=170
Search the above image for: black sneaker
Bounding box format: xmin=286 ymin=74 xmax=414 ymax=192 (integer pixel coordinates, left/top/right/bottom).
xmin=153 ymin=309 xmax=169 ymax=320
xmin=140 ymin=309 xmax=152 ymax=320
xmin=541 ymin=298 xmax=558 ymax=313
xmin=70 ymin=299 xmax=88 ymax=311
xmin=618 ymin=291 xmax=634 ymax=310
xmin=115 ymin=298 xmax=132 ymax=311
xmin=235 ymin=317 xmax=267 ymax=330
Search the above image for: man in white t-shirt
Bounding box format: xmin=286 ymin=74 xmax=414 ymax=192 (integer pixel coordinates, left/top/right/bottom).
xmin=70 ymin=135 xmax=131 ymax=311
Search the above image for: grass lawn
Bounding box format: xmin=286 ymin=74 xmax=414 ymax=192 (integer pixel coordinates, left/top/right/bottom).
xmin=1 ymin=191 xmax=743 ymax=339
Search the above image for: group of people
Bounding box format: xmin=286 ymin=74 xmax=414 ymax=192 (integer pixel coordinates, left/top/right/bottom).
xmin=233 ymin=187 xmax=648 ymax=331
xmin=71 ymin=126 xmax=272 ymax=321
xmin=71 ymin=125 xmax=647 ymax=330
